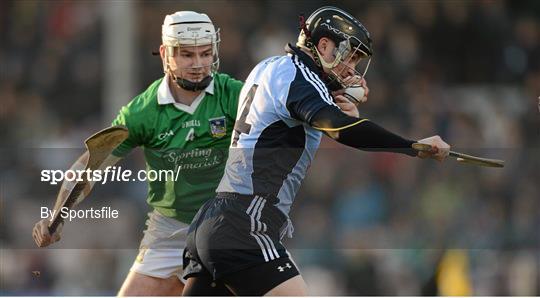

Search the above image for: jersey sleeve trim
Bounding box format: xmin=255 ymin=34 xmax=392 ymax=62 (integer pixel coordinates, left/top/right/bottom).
xmin=292 ymin=55 xmax=335 ymax=106
xmin=284 ymin=56 xmax=338 ymax=123
xmin=312 ymin=118 xmax=370 ymax=131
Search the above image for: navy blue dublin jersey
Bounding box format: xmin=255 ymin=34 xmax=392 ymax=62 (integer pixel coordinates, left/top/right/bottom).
xmin=216 ymin=45 xmax=337 ymax=225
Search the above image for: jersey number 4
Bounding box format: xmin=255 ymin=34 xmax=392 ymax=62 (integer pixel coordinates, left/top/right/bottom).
xmin=232 ymin=84 xmax=258 ymax=147
xmin=185 ymin=128 xmax=195 ymax=142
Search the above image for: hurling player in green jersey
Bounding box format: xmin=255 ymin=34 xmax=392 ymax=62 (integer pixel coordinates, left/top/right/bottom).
xmin=32 ymin=11 xmax=242 ymax=295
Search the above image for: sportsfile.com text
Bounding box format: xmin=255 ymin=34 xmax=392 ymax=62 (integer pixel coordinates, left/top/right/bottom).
xmin=40 ymin=166 xmax=181 ymax=185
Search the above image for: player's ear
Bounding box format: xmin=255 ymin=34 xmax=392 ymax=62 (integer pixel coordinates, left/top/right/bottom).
xmin=159 ymin=45 xmax=169 ymax=72
xmin=317 ymin=37 xmax=335 ymax=63
xmin=317 ymin=38 xmax=328 ymax=54
xmin=159 ymin=45 xmax=166 ymax=60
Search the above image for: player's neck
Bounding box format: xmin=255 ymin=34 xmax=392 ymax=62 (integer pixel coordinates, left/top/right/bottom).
xmin=299 ymin=46 xmax=315 ymax=60
xmin=168 ymin=79 xmax=203 ymax=106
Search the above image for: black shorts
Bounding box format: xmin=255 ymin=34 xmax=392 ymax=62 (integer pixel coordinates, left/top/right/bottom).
xmin=183 ymin=193 xmax=299 ymax=295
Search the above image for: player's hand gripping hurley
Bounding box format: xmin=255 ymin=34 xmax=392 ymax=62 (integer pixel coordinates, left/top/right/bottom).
xmin=412 ymin=143 xmax=504 ymax=168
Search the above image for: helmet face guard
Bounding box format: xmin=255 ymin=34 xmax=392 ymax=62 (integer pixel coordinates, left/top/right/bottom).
xmin=161 ymin=11 xmax=220 ymax=91
xmin=297 ymin=6 xmax=373 ymax=90
xmin=163 ymin=28 xmax=221 ymax=70
xmin=321 ymin=36 xmax=372 ymax=89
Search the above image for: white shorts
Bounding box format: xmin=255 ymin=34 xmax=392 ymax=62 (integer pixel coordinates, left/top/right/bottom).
xmin=130 ymin=210 xmax=189 ymax=281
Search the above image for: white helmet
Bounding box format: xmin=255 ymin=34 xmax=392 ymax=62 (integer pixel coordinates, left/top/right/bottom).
xmin=162 ymin=11 xmax=219 ymax=47
xmin=161 ymin=11 xmax=220 ymax=91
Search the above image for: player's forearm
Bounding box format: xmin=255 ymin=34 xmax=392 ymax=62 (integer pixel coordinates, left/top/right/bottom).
xmin=310 ymin=105 xmax=417 ymax=156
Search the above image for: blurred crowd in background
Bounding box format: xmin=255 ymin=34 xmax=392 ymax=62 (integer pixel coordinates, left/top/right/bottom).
xmin=1 ymin=0 xmax=539 ymax=295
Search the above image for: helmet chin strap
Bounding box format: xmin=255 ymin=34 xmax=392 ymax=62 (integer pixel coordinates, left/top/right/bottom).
xmin=309 ymin=44 xmax=346 ymax=91
xmin=300 ymin=37 xmax=347 ymax=91
xmin=314 ymin=46 xmax=342 ymax=69
xmin=173 ymin=74 xmax=213 ymax=91
xmin=164 ymin=56 xmax=213 ymax=92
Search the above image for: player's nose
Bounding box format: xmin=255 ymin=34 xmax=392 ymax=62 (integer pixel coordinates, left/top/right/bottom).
xmin=193 ymin=56 xmax=201 ymax=67
xmin=192 ymin=54 xmax=205 ymax=67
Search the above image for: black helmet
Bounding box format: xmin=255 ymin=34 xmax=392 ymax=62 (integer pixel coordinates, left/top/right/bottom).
xmin=299 ymin=6 xmax=372 ymax=57
xmin=297 ymin=6 xmax=373 ymax=89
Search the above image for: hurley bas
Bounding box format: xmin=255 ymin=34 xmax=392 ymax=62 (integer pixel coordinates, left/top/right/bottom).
xmin=41 ymin=206 xmax=119 ymax=222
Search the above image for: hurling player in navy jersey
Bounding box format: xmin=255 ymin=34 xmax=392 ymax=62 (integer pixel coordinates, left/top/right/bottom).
xmin=181 ymin=6 xmax=450 ymax=296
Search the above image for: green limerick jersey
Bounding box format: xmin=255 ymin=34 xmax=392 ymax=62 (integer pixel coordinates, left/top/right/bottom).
xmin=111 ymin=73 xmax=243 ymax=223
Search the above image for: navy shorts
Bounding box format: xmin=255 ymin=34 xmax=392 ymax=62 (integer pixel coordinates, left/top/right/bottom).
xmin=183 ymin=193 xmax=299 ymax=295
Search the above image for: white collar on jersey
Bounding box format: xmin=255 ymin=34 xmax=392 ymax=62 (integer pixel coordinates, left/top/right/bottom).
xmin=157 ymin=74 xmax=214 ymax=114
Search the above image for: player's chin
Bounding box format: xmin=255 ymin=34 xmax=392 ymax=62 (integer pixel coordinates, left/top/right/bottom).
xmin=186 ymin=74 xmax=209 ymax=82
